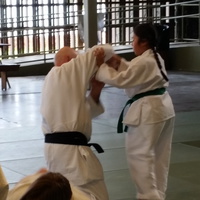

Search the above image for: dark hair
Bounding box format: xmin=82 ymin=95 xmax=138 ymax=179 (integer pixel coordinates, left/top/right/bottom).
xmin=134 ymin=23 xmax=168 ymax=81
xmin=134 ymin=23 xmax=157 ymax=48
xmin=20 ymin=172 xmax=72 ymax=200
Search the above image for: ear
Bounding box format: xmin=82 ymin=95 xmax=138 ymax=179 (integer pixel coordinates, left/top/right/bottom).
xmin=66 ymin=56 xmax=71 ymax=62
xmin=141 ymin=40 xmax=149 ymax=48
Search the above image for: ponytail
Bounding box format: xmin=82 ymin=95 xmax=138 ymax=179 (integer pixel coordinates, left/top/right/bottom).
xmin=152 ymin=48 xmax=169 ymax=82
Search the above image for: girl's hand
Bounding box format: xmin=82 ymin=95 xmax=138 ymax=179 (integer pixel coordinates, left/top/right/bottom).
xmin=93 ymin=48 xmax=105 ymax=67
xmin=106 ymin=54 xmax=121 ymax=70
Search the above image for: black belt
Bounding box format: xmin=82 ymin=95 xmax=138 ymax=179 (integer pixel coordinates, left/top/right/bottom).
xmin=45 ymin=131 xmax=104 ymax=153
xmin=117 ymin=87 xmax=166 ymax=133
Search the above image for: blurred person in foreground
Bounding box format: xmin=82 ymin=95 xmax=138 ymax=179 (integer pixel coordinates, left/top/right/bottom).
xmin=0 ymin=165 xmax=9 ymax=200
xmin=7 ymin=168 xmax=93 ymax=200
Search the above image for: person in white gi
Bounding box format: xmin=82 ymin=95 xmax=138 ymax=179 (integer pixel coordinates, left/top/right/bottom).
xmin=94 ymin=23 xmax=175 ymax=200
xmin=7 ymin=168 xmax=93 ymax=200
xmin=40 ymin=45 xmax=115 ymax=200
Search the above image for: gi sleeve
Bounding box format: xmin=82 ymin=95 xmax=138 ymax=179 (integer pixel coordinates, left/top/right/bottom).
xmin=96 ymin=57 xmax=160 ymax=89
xmin=87 ymin=95 xmax=104 ymax=118
xmin=91 ymin=44 xmax=115 ymax=62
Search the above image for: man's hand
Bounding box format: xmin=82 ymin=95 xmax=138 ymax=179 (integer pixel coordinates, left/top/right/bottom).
xmin=93 ymin=48 xmax=105 ymax=67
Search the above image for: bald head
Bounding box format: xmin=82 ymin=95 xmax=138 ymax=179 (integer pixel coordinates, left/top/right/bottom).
xmin=54 ymin=46 xmax=77 ymax=66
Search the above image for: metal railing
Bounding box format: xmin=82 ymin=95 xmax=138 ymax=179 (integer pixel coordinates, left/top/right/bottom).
xmin=160 ymin=0 xmax=200 ymax=44
xmin=0 ymin=0 xmax=199 ymax=64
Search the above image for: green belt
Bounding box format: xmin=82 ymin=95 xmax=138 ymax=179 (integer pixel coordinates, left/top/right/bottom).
xmin=117 ymin=87 xmax=166 ymax=133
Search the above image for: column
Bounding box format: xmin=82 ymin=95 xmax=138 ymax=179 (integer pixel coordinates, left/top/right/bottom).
xmin=83 ymin=0 xmax=98 ymax=49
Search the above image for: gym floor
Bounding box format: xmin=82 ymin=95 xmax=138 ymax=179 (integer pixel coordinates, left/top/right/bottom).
xmin=0 ymin=70 xmax=200 ymax=200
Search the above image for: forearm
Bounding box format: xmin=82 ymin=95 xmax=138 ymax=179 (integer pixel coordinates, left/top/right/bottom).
xmin=89 ymin=83 xmax=104 ymax=103
xmin=87 ymin=95 xmax=105 ymax=118
xmin=88 ymin=76 xmax=105 ymax=118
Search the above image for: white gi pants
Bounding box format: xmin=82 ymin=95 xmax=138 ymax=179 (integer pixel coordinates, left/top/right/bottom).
xmin=125 ymin=117 xmax=175 ymax=200
xmin=44 ymin=144 xmax=109 ymax=200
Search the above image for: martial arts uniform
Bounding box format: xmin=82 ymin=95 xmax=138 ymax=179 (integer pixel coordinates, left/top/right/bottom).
xmin=96 ymin=49 xmax=175 ymax=200
xmin=40 ymin=45 xmax=114 ymax=200
xmin=7 ymin=171 xmax=95 ymax=200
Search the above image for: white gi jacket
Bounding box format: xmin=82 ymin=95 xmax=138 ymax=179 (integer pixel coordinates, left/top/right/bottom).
xmin=96 ymin=49 xmax=175 ymax=126
xmin=41 ymin=44 xmax=114 ymax=140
